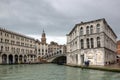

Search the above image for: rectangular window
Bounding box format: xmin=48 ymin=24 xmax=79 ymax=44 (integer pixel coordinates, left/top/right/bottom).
xmin=16 ymin=41 xmax=20 ymax=45
xmin=11 ymin=40 xmax=15 ymax=44
xmin=42 ymin=49 xmax=44 ymax=52
xmin=87 ymin=39 xmax=90 ymax=48
xmin=1 ymin=38 xmax=3 ymax=42
xmin=0 ymin=31 xmax=2 ymax=35
xmin=91 ymin=38 xmax=94 ymax=48
xmin=5 ymin=47 xmax=9 ymax=51
xmin=81 ymin=39 xmax=84 ymax=49
xmin=16 ymin=36 xmax=20 ymax=40
xmin=30 ymin=44 xmax=32 ymax=47
xmin=21 ymin=43 xmax=24 ymax=46
xmin=5 ymin=39 xmax=9 ymax=43
xmin=21 ymin=37 xmax=24 ymax=41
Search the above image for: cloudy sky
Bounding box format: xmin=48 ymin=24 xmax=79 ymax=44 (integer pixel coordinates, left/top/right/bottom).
xmin=0 ymin=0 xmax=120 ymax=44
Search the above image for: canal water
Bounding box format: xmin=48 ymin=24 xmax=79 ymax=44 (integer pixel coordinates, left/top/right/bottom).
xmin=0 ymin=64 xmax=120 ymax=80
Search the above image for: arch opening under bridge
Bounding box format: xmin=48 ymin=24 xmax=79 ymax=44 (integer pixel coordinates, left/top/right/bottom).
xmin=49 ymin=55 xmax=66 ymax=65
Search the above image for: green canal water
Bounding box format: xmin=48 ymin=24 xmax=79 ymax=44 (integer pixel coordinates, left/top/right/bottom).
xmin=0 ymin=64 xmax=120 ymax=80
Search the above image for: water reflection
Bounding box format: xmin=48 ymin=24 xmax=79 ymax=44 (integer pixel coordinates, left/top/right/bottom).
xmin=0 ymin=64 xmax=120 ymax=80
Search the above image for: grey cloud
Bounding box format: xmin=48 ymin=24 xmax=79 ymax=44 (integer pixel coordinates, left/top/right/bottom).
xmin=0 ymin=0 xmax=120 ymax=39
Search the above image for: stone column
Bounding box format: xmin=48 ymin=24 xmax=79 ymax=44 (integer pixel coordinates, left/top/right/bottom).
xmin=13 ymin=54 xmax=15 ymax=64
xmin=75 ymin=54 xmax=77 ymax=65
xmin=33 ymin=56 xmax=34 ymax=63
xmin=7 ymin=55 xmax=9 ymax=64
xmin=0 ymin=55 xmax=2 ymax=64
xmin=73 ymin=54 xmax=76 ymax=65
xmin=26 ymin=56 xmax=28 ymax=63
xmin=84 ymin=38 xmax=87 ymax=49
xmin=94 ymin=38 xmax=96 ymax=48
xmin=77 ymin=54 xmax=81 ymax=65
xmin=78 ymin=37 xmax=80 ymax=49
xmin=101 ymin=34 xmax=105 ymax=47
xmin=22 ymin=55 xmax=24 ymax=63
xmin=66 ymin=54 xmax=70 ymax=64
xmin=18 ymin=55 xmax=20 ymax=64
xmin=95 ymin=53 xmax=98 ymax=65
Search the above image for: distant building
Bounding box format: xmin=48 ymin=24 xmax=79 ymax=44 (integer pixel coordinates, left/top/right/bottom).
xmin=48 ymin=41 xmax=66 ymax=56
xmin=66 ymin=18 xmax=117 ymax=66
xmin=48 ymin=41 xmax=59 ymax=55
xmin=59 ymin=44 xmax=67 ymax=54
xmin=117 ymin=41 xmax=120 ymax=55
xmin=0 ymin=28 xmax=37 ymax=64
xmin=35 ymin=30 xmax=48 ymax=62
xmin=117 ymin=40 xmax=120 ymax=62
xmin=0 ymin=27 xmax=66 ymax=64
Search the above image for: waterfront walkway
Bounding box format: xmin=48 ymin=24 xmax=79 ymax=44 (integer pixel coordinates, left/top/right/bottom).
xmin=105 ymin=63 xmax=120 ymax=68
xmin=66 ymin=63 xmax=120 ymax=73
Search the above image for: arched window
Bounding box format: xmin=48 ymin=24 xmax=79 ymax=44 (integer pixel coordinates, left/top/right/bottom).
xmin=96 ymin=24 xmax=100 ymax=33
xmin=91 ymin=38 xmax=94 ymax=48
xmin=42 ymin=49 xmax=44 ymax=52
xmin=80 ymin=27 xmax=83 ymax=35
xmin=86 ymin=26 xmax=89 ymax=34
xmin=1 ymin=46 xmax=3 ymax=51
xmin=38 ymin=49 xmax=40 ymax=52
xmin=97 ymin=37 xmax=101 ymax=47
xmin=90 ymin=25 xmax=93 ymax=34
xmin=87 ymin=38 xmax=90 ymax=48
xmin=81 ymin=39 xmax=84 ymax=49
xmin=1 ymin=38 xmax=3 ymax=42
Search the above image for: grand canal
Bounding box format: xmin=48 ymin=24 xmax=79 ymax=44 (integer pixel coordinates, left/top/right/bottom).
xmin=0 ymin=64 xmax=120 ymax=80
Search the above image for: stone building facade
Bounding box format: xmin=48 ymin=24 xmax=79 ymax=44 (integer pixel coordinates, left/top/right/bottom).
xmin=0 ymin=28 xmax=66 ymax=64
xmin=117 ymin=40 xmax=120 ymax=56
xmin=66 ymin=18 xmax=117 ymax=66
xmin=48 ymin=41 xmax=60 ymax=55
xmin=48 ymin=41 xmax=66 ymax=56
xmin=117 ymin=40 xmax=120 ymax=62
xmin=35 ymin=30 xmax=48 ymax=62
xmin=59 ymin=44 xmax=67 ymax=54
xmin=0 ymin=28 xmax=37 ymax=64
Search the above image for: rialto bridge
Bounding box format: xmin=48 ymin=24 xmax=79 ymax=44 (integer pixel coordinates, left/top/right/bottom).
xmin=43 ymin=52 xmax=67 ymax=65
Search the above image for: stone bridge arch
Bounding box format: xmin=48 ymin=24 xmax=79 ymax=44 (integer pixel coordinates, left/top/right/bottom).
xmin=47 ymin=55 xmax=66 ymax=65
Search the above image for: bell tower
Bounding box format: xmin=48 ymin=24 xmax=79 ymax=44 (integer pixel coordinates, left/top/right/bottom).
xmin=41 ymin=30 xmax=46 ymax=44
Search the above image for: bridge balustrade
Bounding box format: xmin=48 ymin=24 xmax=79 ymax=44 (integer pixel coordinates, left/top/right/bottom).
xmin=42 ymin=50 xmax=64 ymax=60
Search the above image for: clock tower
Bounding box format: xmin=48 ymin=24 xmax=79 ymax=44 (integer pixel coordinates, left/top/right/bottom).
xmin=41 ymin=30 xmax=46 ymax=44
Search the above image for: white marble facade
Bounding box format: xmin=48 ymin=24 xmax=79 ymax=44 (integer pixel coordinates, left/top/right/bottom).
xmin=66 ymin=18 xmax=117 ymax=66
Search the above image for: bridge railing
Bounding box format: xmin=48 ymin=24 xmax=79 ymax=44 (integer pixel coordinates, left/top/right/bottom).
xmin=42 ymin=50 xmax=66 ymax=60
